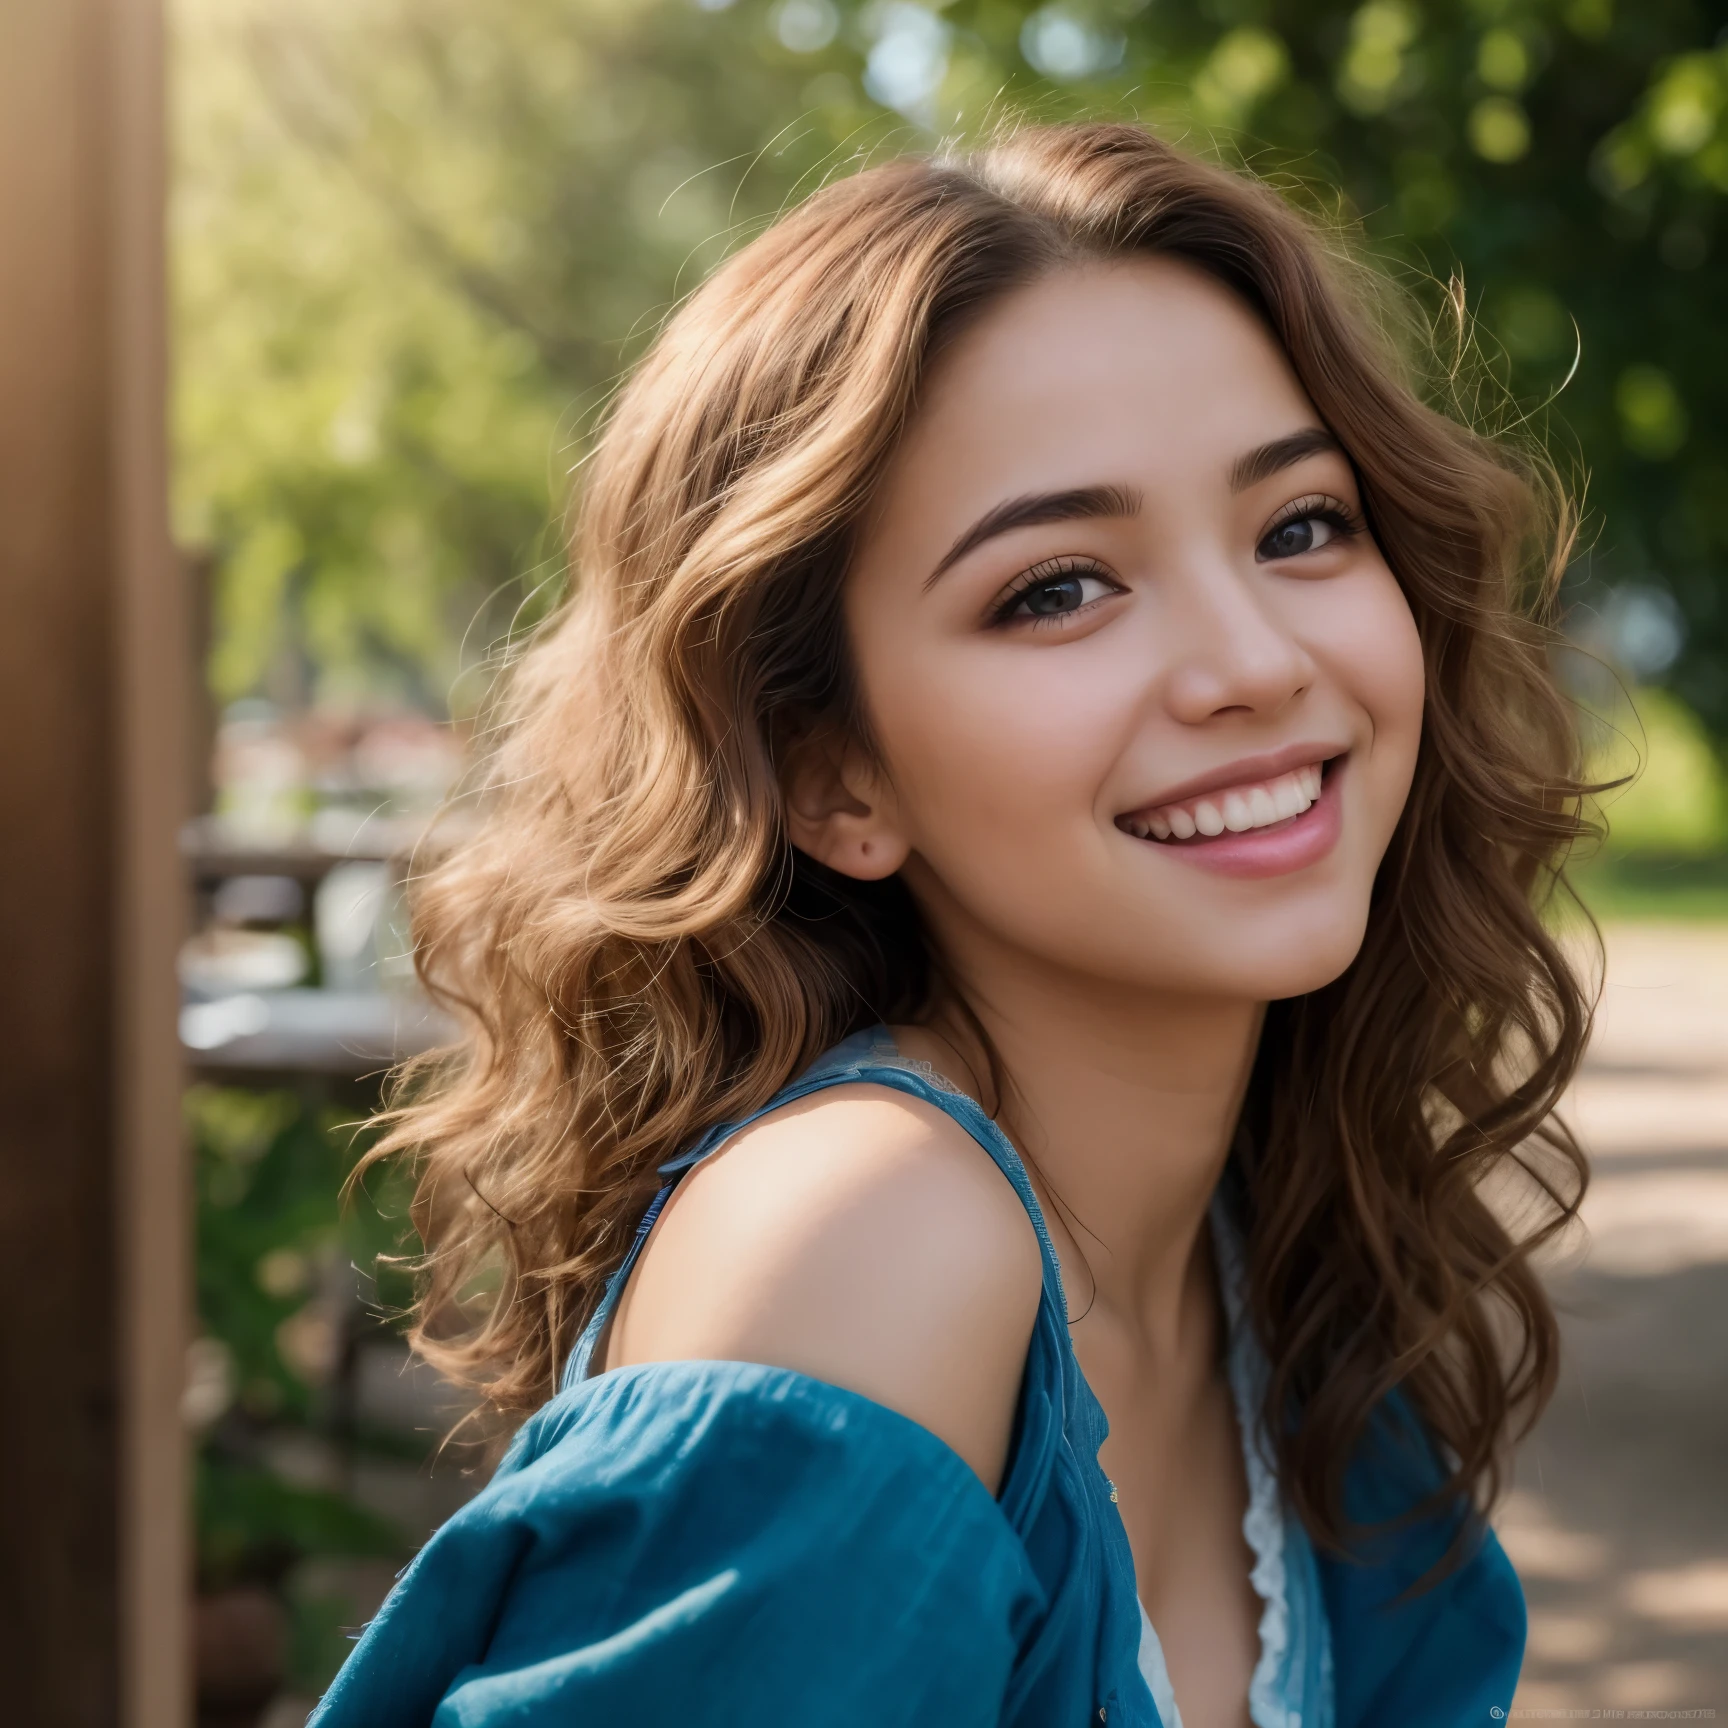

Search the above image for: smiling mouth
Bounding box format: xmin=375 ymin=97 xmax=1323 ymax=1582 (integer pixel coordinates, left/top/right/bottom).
xmin=1116 ymin=757 xmax=1340 ymax=844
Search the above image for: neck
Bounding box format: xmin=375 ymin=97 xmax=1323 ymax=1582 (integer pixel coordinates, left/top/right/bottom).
xmin=910 ymin=941 xmax=1264 ymax=1355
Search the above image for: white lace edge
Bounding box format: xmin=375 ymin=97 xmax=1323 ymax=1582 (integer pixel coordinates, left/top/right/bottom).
xmin=862 ymin=1040 xmax=969 ymax=1098
xmin=1208 ymin=1186 xmax=1298 ymax=1728
xmin=866 ymin=1037 xmax=1322 ymax=1727
xmin=1137 ymin=1600 xmax=1187 ymax=1728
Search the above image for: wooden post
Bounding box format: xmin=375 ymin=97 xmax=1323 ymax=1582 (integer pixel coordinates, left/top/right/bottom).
xmin=0 ymin=0 xmax=188 ymax=1723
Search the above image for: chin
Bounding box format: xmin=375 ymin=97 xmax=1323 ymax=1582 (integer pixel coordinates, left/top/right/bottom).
xmin=1146 ymin=904 xmax=1373 ymax=1003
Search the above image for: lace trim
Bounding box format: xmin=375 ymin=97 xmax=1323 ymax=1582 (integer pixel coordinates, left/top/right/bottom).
xmin=862 ymin=1030 xmax=1310 ymax=1720
xmin=613 ymin=1031 xmax=1322 ymax=1725
xmin=862 ymin=1029 xmax=1313 ymax=1727
xmin=1208 ymin=1187 xmax=1297 ymax=1728
xmin=1137 ymin=1601 xmax=1186 ymax=1728
xmin=861 ymin=1038 xmax=972 ymax=1099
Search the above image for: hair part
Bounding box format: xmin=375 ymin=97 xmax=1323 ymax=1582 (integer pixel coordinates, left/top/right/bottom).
xmin=364 ymin=121 xmax=1593 ymax=1586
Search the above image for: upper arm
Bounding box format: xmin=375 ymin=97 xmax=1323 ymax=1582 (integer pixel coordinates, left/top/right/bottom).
xmin=604 ymin=1084 xmax=1043 ymax=1493
xmin=311 ymin=1361 xmax=1037 ymax=1728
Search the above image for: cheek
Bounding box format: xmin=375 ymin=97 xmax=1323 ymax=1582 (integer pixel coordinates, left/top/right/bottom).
xmin=1327 ymin=570 xmax=1426 ymax=816
xmin=1372 ymin=589 xmax=1426 ymax=743
xmin=861 ymin=630 xmax=1128 ymax=849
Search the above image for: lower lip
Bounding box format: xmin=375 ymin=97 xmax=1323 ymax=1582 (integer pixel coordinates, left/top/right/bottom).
xmin=1124 ymin=759 xmax=1346 ymax=880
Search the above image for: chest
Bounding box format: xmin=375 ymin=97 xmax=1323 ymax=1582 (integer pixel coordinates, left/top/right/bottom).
xmin=1076 ymin=1331 xmax=1263 ymax=1728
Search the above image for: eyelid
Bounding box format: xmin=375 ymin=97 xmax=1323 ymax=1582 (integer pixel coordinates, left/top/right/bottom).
xmin=1260 ymin=491 xmax=1361 ymax=537
xmin=987 ymin=555 xmax=1125 ymax=627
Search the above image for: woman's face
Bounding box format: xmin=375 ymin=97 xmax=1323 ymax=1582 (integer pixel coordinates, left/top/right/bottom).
xmin=798 ymin=258 xmax=1425 ymax=1005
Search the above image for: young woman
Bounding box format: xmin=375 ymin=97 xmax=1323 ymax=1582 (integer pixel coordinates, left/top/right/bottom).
xmin=313 ymin=122 xmax=1590 ymax=1728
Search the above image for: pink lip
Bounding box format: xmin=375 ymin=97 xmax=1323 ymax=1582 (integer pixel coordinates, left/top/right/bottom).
xmin=1120 ymin=740 xmax=1351 ymax=816
xmin=1132 ymin=756 xmax=1347 ymax=880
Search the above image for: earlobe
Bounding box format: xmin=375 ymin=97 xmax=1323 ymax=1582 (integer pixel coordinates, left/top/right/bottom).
xmin=782 ymin=735 xmax=911 ymax=882
xmin=817 ymin=825 xmax=911 ymax=882
xmin=785 ymin=800 xmax=911 ymax=883
xmin=794 ymin=828 xmax=909 ymax=883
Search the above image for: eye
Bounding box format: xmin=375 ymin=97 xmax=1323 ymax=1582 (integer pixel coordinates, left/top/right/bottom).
xmin=1259 ymin=516 xmax=1335 ymax=560
xmin=1256 ymin=495 xmax=1362 ymax=564
xmin=992 ymin=560 xmax=1122 ymax=625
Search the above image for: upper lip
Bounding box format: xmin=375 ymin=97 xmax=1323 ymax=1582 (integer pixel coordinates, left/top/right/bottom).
xmin=1120 ymin=741 xmax=1350 ymax=817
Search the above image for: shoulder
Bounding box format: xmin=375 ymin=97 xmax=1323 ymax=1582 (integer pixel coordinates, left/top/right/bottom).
xmin=604 ymin=1081 xmax=1043 ymax=1493
xmin=314 ymin=1355 xmax=1038 ymax=1728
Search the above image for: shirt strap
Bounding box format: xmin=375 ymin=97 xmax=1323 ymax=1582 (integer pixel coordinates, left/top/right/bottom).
xmin=561 ymin=1022 xmax=1070 ymax=1390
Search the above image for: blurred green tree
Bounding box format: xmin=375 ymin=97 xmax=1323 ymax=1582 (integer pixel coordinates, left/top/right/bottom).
xmin=174 ymin=0 xmax=877 ymax=715
xmin=188 ymin=1083 xmax=421 ymax=1690
xmin=175 ymin=0 xmax=1728 ymax=723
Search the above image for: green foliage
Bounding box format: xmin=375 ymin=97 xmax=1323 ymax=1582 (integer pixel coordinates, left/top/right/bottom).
xmin=1570 ymin=681 xmax=1728 ymax=916
xmin=176 ymin=0 xmax=1728 ymax=724
xmin=196 ymin=1455 xmax=405 ymax=1591
xmin=191 ymin=1084 xmax=413 ymax=1423
xmin=286 ymin=1572 xmax=395 ymax=1699
xmin=173 ymin=0 xmax=877 ymax=714
xmin=1565 ymin=848 xmax=1728 ymax=919
xmin=190 ymin=1083 xmax=419 ymax=1588
xmin=1589 ymin=682 xmax=1728 ymax=855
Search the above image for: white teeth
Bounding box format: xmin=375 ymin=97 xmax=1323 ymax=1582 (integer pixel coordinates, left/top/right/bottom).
xmin=1123 ymin=759 xmax=1332 ymax=846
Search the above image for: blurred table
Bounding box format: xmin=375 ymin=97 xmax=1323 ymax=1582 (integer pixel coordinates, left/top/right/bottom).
xmin=180 ymin=987 xmax=452 ymax=1081
xmin=179 ymin=815 xmax=457 ymax=1079
xmin=181 ymin=810 xmax=436 ymax=889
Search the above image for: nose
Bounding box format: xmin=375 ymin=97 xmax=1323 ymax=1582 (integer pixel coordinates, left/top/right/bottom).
xmin=1159 ymin=555 xmax=1317 ymax=725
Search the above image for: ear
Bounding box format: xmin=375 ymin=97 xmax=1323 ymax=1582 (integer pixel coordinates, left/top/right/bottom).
xmin=781 ymin=729 xmax=910 ymax=882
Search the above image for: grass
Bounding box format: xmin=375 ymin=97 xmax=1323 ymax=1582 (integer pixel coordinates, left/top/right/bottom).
xmin=1566 ymin=852 xmax=1728 ymax=923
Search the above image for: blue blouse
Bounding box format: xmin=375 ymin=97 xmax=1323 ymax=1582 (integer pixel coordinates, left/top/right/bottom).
xmin=310 ymin=1027 xmax=1525 ymax=1728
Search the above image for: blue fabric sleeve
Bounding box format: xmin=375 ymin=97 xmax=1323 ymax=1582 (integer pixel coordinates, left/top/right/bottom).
xmin=1321 ymin=1389 xmax=1527 ymax=1728
xmin=309 ymin=1360 xmax=1044 ymax=1728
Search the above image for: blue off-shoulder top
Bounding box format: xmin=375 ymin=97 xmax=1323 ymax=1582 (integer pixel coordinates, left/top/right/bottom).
xmin=310 ymin=1027 xmax=1526 ymax=1728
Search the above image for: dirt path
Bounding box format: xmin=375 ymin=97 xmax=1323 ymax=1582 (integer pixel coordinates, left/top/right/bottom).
xmin=1505 ymin=923 xmax=1728 ymax=1716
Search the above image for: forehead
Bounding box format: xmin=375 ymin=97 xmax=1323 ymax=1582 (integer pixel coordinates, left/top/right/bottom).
xmin=880 ymin=257 xmax=1316 ymax=517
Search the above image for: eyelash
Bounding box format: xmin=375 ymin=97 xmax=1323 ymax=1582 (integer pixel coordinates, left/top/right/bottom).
xmin=1258 ymin=493 xmax=1366 ymax=554
xmin=987 ymin=555 xmax=1122 ymax=628
xmin=986 ymin=492 xmax=1365 ymax=628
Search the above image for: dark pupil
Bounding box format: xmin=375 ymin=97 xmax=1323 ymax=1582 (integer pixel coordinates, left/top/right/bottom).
xmin=1024 ymin=576 xmax=1085 ymax=615
xmin=1265 ymin=518 xmax=1315 ymax=558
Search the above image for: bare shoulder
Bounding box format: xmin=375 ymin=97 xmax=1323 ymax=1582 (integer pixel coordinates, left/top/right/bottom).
xmin=604 ymin=1082 xmax=1043 ymax=1493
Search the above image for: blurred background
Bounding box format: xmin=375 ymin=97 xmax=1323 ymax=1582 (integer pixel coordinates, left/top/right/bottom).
xmin=7 ymin=0 xmax=1726 ymax=1723
xmin=171 ymin=1 xmax=1728 ymax=1723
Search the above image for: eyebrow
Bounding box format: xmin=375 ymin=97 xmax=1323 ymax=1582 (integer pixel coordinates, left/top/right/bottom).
xmin=1229 ymin=427 xmax=1344 ymax=493
xmin=924 ymin=483 xmax=1142 ymax=589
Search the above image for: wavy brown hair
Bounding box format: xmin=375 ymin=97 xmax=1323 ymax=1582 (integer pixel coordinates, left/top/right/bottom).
xmin=369 ymin=122 xmax=1593 ymax=1572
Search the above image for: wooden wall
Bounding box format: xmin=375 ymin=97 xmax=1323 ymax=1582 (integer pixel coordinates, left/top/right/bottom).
xmin=0 ymin=0 xmax=188 ymax=1722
